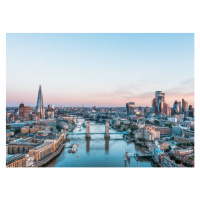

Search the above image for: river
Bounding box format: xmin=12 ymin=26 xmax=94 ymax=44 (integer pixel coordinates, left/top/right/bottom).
xmin=48 ymin=119 xmax=156 ymax=167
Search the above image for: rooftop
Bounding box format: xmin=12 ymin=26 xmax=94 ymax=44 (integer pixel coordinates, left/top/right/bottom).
xmin=6 ymin=154 xmax=26 ymax=165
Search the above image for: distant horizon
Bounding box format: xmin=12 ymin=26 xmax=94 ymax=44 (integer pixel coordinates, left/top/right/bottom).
xmin=6 ymin=88 xmax=194 ymax=108
xmin=7 ymin=33 xmax=194 ymax=107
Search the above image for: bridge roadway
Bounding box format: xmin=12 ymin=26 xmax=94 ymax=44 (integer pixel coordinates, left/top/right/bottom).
xmin=67 ymin=132 xmax=129 ymax=135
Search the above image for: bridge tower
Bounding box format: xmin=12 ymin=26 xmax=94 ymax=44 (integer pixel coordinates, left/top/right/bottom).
xmin=86 ymin=121 xmax=91 ymax=138
xmin=105 ymin=120 xmax=110 ymax=138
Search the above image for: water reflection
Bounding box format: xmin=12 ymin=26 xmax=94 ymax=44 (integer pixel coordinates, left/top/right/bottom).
xmin=86 ymin=138 xmax=90 ymax=153
xmin=105 ymin=138 xmax=110 ymax=153
xmin=48 ymin=119 xmax=155 ymax=167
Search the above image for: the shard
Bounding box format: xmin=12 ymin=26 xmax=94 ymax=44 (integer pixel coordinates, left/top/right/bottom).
xmin=36 ymin=85 xmax=45 ymax=119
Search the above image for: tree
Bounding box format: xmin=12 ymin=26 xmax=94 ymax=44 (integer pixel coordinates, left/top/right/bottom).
xmin=123 ymin=127 xmax=127 ymax=131
xmin=190 ymin=127 xmax=194 ymax=131
xmin=131 ymin=125 xmax=138 ymax=131
xmin=154 ymin=120 xmax=160 ymax=125
xmin=170 ymin=136 xmax=174 ymax=141
xmin=182 ymin=162 xmax=192 ymax=167
xmin=145 ymin=120 xmax=152 ymax=124
xmin=129 ymin=131 xmax=134 ymax=137
xmin=115 ymin=125 xmax=121 ymax=129
xmin=14 ymin=128 xmax=20 ymax=134
xmin=165 ymin=123 xmax=172 ymax=129
xmin=6 ymin=125 xmax=11 ymax=129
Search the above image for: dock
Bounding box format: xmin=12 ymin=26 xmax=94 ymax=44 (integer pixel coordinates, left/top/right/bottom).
xmin=135 ymin=150 xmax=152 ymax=158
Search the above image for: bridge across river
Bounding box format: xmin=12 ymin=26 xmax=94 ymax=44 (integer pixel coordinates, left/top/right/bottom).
xmin=67 ymin=132 xmax=129 ymax=136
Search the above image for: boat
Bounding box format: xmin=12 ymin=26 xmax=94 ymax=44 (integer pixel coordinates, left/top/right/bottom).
xmin=71 ymin=143 xmax=78 ymax=153
xmin=65 ymin=143 xmax=73 ymax=148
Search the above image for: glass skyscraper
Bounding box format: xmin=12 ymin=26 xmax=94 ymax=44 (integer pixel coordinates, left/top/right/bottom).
xmin=36 ymin=85 xmax=45 ymax=119
xmin=126 ymin=102 xmax=135 ymax=116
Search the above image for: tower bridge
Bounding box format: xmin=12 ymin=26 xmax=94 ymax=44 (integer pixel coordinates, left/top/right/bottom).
xmin=86 ymin=121 xmax=110 ymax=139
xmin=67 ymin=120 xmax=128 ymax=138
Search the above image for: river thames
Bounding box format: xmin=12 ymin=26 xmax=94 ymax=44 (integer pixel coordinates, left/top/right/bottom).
xmin=48 ymin=120 xmax=156 ymax=167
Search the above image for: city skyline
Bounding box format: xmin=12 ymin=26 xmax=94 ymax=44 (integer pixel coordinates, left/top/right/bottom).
xmin=6 ymin=33 xmax=194 ymax=107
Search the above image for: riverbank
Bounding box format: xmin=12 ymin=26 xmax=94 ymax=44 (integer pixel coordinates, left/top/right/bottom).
xmin=33 ymin=143 xmax=65 ymax=167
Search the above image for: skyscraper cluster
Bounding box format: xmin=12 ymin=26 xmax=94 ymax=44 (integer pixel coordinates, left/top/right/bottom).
xmin=125 ymin=90 xmax=194 ymax=118
xmin=152 ymin=91 xmax=171 ymax=116
xmin=173 ymin=98 xmax=193 ymax=117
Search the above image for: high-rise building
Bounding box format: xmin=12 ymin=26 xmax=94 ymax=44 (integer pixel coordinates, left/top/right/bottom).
xmin=163 ymin=103 xmax=171 ymax=117
xmin=19 ymin=103 xmax=24 ymax=117
xmin=19 ymin=103 xmax=30 ymax=119
xmin=178 ymin=101 xmax=181 ymax=114
xmin=126 ymin=102 xmax=135 ymax=116
xmin=188 ymin=105 xmax=194 ymax=118
xmin=155 ymin=91 xmax=165 ymax=100
xmin=182 ymin=99 xmax=185 ymax=113
xmin=185 ymin=101 xmax=189 ymax=112
xmin=152 ymin=91 xmax=165 ymax=113
xmin=173 ymin=100 xmax=179 ymax=114
xmin=47 ymin=104 xmax=54 ymax=119
xmin=36 ymin=85 xmax=45 ymax=119
xmin=182 ymin=99 xmax=189 ymax=113
xmin=152 ymin=98 xmax=157 ymax=113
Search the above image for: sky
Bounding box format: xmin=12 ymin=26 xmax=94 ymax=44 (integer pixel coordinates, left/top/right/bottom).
xmin=6 ymin=33 xmax=194 ymax=107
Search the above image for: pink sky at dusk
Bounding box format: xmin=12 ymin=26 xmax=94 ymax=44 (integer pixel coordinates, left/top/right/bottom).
xmin=6 ymin=33 xmax=194 ymax=107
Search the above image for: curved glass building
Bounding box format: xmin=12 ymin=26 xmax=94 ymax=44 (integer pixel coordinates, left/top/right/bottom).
xmin=173 ymin=100 xmax=179 ymax=114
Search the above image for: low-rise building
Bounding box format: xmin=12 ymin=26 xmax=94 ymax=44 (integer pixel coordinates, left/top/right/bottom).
xmin=135 ymin=125 xmax=160 ymax=141
xmin=161 ymin=156 xmax=178 ymax=167
xmin=174 ymin=136 xmax=194 ymax=143
xmin=6 ymin=154 xmax=28 ymax=167
xmin=155 ymin=127 xmax=172 ymax=137
xmin=21 ymin=127 xmax=30 ymax=134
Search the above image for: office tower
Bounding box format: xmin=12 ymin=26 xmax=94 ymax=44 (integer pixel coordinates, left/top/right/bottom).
xmin=188 ymin=105 xmax=194 ymax=118
xmin=185 ymin=101 xmax=188 ymax=112
xmin=178 ymin=101 xmax=181 ymax=114
xmin=166 ymin=105 xmax=171 ymax=117
xmin=155 ymin=91 xmax=165 ymax=101
xmin=19 ymin=103 xmax=24 ymax=117
xmin=157 ymin=95 xmax=164 ymax=113
xmin=51 ymin=104 xmax=54 ymax=110
xmin=47 ymin=104 xmax=54 ymax=119
xmin=19 ymin=102 xmax=30 ymax=118
xmin=182 ymin=99 xmax=189 ymax=113
xmin=173 ymin=100 xmax=179 ymax=114
xmin=126 ymin=102 xmax=135 ymax=116
xmin=36 ymin=85 xmax=45 ymax=119
xmin=152 ymin=98 xmax=157 ymax=113
xmin=23 ymin=106 xmax=31 ymax=118
xmin=152 ymin=91 xmax=165 ymax=113
xmin=182 ymin=99 xmax=185 ymax=113
xmin=163 ymin=103 xmax=171 ymax=117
